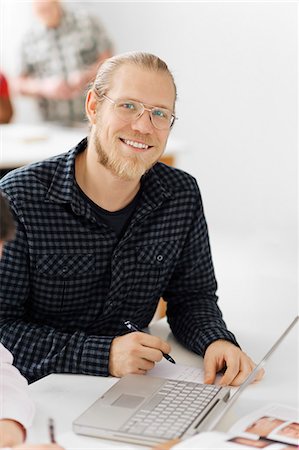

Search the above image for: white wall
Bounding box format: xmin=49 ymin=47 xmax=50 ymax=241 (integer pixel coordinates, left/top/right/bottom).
xmin=1 ymin=1 xmax=297 ymax=332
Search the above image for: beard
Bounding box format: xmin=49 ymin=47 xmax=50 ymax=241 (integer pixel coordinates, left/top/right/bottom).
xmin=93 ymin=132 xmax=163 ymax=182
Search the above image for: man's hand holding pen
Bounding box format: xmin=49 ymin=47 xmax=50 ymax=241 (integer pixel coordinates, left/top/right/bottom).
xmin=108 ymin=327 xmax=173 ymax=377
xmin=124 ymin=321 xmax=176 ymax=364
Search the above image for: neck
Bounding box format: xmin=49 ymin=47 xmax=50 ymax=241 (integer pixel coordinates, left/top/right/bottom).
xmin=75 ymin=147 xmax=141 ymax=212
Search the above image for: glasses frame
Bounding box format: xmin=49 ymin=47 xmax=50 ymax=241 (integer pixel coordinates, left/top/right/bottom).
xmin=102 ymin=94 xmax=177 ymax=130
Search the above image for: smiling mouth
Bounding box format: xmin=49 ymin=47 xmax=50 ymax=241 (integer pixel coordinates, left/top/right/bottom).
xmin=120 ymin=138 xmax=153 ymax=150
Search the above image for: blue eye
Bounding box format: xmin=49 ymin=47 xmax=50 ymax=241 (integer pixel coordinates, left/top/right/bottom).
xmin=122 ymin=102 xmax=136 ymax=110
xmin=152 ymin=109 xmax=165 ymax=118
xmin=152 ymin=109 xmax=171 ymax=122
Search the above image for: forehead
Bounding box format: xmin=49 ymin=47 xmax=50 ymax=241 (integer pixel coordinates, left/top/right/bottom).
xmin=33 ymin=0 xmax=58 ymax=13
xmin=108 ymin=64 xmax=176 ymax=110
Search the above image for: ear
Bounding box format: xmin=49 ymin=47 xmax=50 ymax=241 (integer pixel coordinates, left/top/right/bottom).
xmin=85 ymin=90 xmax=98 ymax=124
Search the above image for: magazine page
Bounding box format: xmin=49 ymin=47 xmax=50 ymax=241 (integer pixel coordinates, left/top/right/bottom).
xmin=229 ymin=403 xmax=298 ymax=447
xmin=172 ymin=404 xmax=298 ymax=450
xmin=173 ymin=431 xmax=297 ymax=449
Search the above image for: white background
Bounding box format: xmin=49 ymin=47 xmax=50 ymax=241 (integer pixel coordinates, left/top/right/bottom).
xmin=0 ymin=1 xmax=297 ymax=350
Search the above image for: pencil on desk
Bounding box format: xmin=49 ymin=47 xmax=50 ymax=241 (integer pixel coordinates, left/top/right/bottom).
xmin=48 ymin=418 xmax=56 ymax=443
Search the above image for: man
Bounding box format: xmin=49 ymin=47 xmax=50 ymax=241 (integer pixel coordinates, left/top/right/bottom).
xmin=14 ymin=0 xmax=112 ymax=125
xmin=0 ymin=52 xmax=263 ymax=386
xmin=0 ymin=193 xmax=63 ymax=450
xmin=0 ymin=73 xmax=13 ymax=124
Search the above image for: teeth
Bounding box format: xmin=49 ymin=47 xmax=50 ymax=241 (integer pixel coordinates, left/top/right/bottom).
xmin=123 ymin=139 xmax=149 ymax=149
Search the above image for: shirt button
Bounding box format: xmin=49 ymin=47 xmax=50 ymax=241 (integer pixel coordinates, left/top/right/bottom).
xmin=156 ymin=254 xmax=163 ymax=262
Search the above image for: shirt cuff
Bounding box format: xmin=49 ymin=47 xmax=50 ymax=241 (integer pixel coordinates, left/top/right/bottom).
xmin=194 ymin=328 xmax=240 ymax=356
xmin=80 ymin=335 xmax=114 ymax=376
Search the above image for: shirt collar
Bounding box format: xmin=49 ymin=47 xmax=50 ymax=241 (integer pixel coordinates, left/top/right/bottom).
xmin=46 ymin=137 xmax=88 ymax=217
xmin=46 ymin=137 xmax=172 ymax=218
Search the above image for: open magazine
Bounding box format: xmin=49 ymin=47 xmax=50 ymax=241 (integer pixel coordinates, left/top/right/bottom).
xmin=173 ymin=403 xmax=298 ymax=449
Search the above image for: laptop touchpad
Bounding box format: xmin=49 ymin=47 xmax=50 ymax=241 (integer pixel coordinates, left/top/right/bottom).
xmin=112 ymin=394 xmax=145 ymax=408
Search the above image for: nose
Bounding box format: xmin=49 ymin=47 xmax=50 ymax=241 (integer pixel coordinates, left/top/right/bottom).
xmin=131 ymin=108 xmax=154 ymax=134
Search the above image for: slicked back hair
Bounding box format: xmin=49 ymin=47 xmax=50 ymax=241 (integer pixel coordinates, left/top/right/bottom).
xmin=91 ymin=51 xmax=177 ymax=106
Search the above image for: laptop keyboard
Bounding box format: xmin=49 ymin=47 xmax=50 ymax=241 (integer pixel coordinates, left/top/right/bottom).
xmin=121 ymin=379 xmax=221 ymax=440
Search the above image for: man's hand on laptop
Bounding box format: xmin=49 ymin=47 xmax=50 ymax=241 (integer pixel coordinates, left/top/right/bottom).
xmin=203 ymin=340 xmax=265 ymax=386
xmin=109 ymin=332 xmax=171 ymax=377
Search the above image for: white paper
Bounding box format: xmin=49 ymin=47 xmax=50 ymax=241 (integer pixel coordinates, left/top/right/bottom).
xmin=147 ymin=358 xmax=227 ymax=387
xmin=147 ymin=359 xmax=206 ymax=383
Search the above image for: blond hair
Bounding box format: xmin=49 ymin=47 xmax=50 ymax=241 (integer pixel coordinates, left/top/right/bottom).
xmin=91 ymin=51 xmax=177 ymax=103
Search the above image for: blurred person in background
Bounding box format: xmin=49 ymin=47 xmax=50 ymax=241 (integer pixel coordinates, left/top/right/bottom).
xmin=0 ymin=192 xmax=63 ymax=450
xmin=14 ymin=0 xmax=113 ymax=126
xmin=0 ymin=73 xmax=13 ymax=124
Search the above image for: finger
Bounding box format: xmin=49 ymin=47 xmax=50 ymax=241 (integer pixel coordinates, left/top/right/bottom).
xmin=254 ymin=367 xmax=265 ymax=382
xmin=224 ymin=359 xmax=255 ymax=386
xmin=204 ymin=354 xmax=218 ymax=384
xmin=139 ymin=333 xmax=171 ymax=355
xmin=119 ymin=353 xmax=155 ymax=374
xmin=241 ymin=358 xmax=265 ymax=384
xmin=221 ymin=357 xmax=264 ymax=387
xmin=219 ymin=356 xmax=241 ymax=386
xmin=135 ymin=344 xmax=166 ymax=364
xmin=126 ymin=364 xmax=148 ymax=375
xmin=246 ymin=366 xmax=265 ymax=385
xmin=135 ymin=368 xmax=147 ymax=375
xmin=127 ymin=335 xmax=165 ymax=363
xmin=137 ymin=358 xmax=156 ymax=371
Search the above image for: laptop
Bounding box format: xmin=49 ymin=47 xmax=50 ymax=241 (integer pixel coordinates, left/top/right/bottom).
xmin=73 ymin=316 xmax=298 ymax=446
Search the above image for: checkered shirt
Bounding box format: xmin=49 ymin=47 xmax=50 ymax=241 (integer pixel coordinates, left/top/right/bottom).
xmin=19 ymin=7 xmax=112 ymax=124
xmin=0 ymin=138 xmax=239 ymax=382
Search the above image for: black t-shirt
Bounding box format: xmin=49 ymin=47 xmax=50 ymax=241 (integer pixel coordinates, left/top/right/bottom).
xmin=77 ymin=183 xmax=141 ymax=239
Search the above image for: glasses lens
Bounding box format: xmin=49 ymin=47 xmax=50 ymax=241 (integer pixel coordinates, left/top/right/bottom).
xmin=114 ymin=100 xmax=142 ymax=122
xmin=151 ymin=108 xmax=174 ymax=130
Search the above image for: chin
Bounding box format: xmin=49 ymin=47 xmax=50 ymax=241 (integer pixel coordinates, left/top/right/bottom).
xmin=111 ymin=159 xmax=149 ymax=181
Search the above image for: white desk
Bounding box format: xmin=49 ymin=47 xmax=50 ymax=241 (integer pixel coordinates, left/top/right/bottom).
xmin=0 ymin=123 xmax=185 ymax=169
xmin=0 ymin=124 xmax=87 ymax=169
xmin=27 ymin=318 xmax=298 ymax=449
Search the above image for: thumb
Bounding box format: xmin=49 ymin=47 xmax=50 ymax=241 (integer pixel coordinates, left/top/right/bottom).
xmin=204 ymin=354 xmax=217 ymax=384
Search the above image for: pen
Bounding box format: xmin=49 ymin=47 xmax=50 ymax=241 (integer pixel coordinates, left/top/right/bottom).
xmin=48 ymin=418 xmax=56 ymax=444
xmin=124 ymin=320 xmax=176 ymax=364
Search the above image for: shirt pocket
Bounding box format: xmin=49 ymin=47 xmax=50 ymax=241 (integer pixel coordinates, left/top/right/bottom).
xmin=36 ymin=253 xmax=95 ymax=279
xmin=33 ymin=253 xmax=98 ymax=315
xmin=130 ymin=241 xmax=180 ymax=307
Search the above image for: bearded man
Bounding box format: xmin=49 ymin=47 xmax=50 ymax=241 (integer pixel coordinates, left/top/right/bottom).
xmin=0 ymin=52 xmax=262 ymax=386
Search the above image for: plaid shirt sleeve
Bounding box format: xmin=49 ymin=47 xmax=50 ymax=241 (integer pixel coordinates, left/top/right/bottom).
xmin=164 ymin=182 xmax=239 ymax=356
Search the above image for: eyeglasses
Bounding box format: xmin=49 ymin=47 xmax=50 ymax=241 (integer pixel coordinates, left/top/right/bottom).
xmin=102 ymin=94 xmax=177 ymax=130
